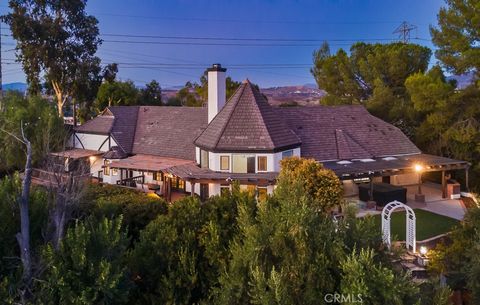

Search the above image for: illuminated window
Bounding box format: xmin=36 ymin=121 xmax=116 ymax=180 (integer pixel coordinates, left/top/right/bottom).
xmin=257 ymin=156 xmax=267 ymax=171
xmin=103 ymin=160 xmax=110 ymax=176
xmin=178 ymin=179 xmax=185 ymax=190
xmin=282 ymin=150 xmax=294 ymax=159
xmin=220 ymin=155 xmax=230 ymax=170
xmin=257 ymin=187 xmax=268 ymax=202
xmin=112 ymin=168 xmax=118 ymax=175
xmin=153 ymin=171 xmax=163 ymax=181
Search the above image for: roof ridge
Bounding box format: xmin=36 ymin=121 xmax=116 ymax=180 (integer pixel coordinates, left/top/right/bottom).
xmin=247 ymin=83 xmax=276 ymax=148
xmin=335 ymin=129 xmax=352 ymax=160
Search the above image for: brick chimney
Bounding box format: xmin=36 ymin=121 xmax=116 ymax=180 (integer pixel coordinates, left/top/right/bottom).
xmin=207 ymin=63 xmax=226 ymax=123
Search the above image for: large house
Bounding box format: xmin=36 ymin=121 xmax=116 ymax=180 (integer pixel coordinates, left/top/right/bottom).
xmin=55 ymin=64 xmax=469 ymax=202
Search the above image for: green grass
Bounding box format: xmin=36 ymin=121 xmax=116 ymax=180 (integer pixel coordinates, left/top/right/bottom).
xmin=372 ymin=209 xmax=459 ymax=241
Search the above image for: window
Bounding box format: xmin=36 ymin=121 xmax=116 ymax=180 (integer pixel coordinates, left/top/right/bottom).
xmin=200 ymin=150 xmax=209 ymax=168
xmin=220 ymin=155 xmax=230 ymax=170
xmin=178 ymin=179 xmax=185 ymax=190
xmin=257 ymin=187 xmax=268 ymax=202
xmin=257 ymin=156 xmax=267 ymax=171
xmin=220 ymin=184 xmax=230 ymax=196
xmin=282 ymin=150 xmax=294 ymax=159
xmin=112 ymin=168 xmax=118 ymax=176
xmin=232 ymin=155 xmax=255 ymax=173
xmin=103 ymin=160 xmax=110 ymax=176
xmin=153 ymin=171 xmax=163 ymax=181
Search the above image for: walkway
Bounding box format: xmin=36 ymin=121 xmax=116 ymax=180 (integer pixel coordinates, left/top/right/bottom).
xmin=405 ymin=182 xmax=466 ymax=220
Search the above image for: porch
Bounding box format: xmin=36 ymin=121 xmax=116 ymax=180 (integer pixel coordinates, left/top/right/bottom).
xmin=106 ymin=154 xmax=196 ymax=202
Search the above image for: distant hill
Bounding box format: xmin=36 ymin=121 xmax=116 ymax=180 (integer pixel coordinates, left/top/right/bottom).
xmin=2 ymin=82 xmax=27 ymax=92
xmin=261 ymin=85 xmax=325 ymax=106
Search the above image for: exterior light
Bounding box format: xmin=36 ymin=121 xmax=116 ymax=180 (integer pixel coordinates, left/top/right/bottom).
xmin=89 ymin=156 xmax=96 ymax=163
xmin=414 ymin=163 xmax=424 ymax=172
xmin=419 ymin=246 xmax=428 ymax=256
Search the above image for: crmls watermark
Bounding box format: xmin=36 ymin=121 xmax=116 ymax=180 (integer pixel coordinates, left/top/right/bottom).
xmin=324 ymin=293 xmax=363 ymax=303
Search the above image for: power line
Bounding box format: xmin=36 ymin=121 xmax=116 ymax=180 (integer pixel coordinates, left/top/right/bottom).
xmin=100 ymin=33 xmax=397 ymax=42
xmin=101 ymin=39 xmax=398 ymax=47
xmin=93 ymin=13 xmax=402 ymax=26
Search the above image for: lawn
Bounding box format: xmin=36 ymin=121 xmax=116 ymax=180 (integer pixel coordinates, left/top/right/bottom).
xmin=372 ymin=209 xmax=459 ymax=241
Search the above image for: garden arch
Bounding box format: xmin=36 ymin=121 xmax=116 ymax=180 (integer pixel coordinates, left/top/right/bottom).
xmin=381 ymin=201 xmax=416 ymax=253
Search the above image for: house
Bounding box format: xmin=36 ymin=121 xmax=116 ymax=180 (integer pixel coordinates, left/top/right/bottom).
xmin=53 ymin=64 xmax=469 ymax=202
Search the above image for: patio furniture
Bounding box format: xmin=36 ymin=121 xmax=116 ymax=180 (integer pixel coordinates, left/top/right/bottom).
xmin=358 ymin=182 xmax=407 ymax=207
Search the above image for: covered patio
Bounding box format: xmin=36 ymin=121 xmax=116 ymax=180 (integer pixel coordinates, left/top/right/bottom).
xmin=107 ymin=154 xmax=196 ymax=201
xmin=326 ymin=154 xmax=471 ymax=220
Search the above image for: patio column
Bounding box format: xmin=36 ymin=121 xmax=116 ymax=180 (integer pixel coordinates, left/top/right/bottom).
xmin=441 ymin=170 xmax=447 ymax=199
xmin=191 ymin=181 xmax=196 ymax=197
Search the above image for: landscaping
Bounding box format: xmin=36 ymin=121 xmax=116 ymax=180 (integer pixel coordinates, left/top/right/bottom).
xmin=372 ymin=209 xmax=459 ymax=241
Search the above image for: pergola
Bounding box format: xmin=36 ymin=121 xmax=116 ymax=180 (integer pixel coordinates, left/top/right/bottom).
xmin=321 ymin=153 xmax=470 ymax=198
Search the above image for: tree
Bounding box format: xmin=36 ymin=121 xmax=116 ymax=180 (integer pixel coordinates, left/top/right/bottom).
xmin=340 ymin=248 xmax=419 ymax=305
xmin=430 ymin=0 xmax=480 ymax=78
xmin=94 ymin=80 xmax=139 ymax=112
xmin=275 ymin=157 xmax=343 ymax=212
xmin=129 ymin=189 xmax=253 ymax=305
xmin=429 ymin=207 xmax=480 ymax=303
xmin=139 ymin=80 xmax=162 ymax=106
xmin=405 ymin=67 xmax=480 ymax=190
xmin=0 ymin=174 xmax=49 ymax=304
xmin=36 ymin=217 xmax=131 ymax=304
xmin=103 ymin=63 xmax=119 ymax=84
xmin=311 ymin=42 xmax=431 ymax=105
xmin=214 ymin=195 xmax=344 ymax=305
xmin=0 ymin=92 xmax=66 ymax=172
xmin=0 ymin=124 xmax=34 ymax=302
xmin=3 ymin=0 xmax=102 ymax=117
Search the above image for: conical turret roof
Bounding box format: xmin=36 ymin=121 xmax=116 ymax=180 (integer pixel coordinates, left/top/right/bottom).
xmin=194 ymin=80 xmax=301 ymax=152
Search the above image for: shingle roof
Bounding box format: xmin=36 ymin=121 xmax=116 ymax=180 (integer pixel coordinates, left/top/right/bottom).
xmin=132 ymin=106 xmax=207 ymax=160
xmin=74 ymin=114 xmax=114 ymax=135
xmin=276 ymin=105 xmax=420 ymax=161
xmin=194 ymin=80 xmax=301 ymax=152
xmin=108 ymin=106 xmax=140 ymax=154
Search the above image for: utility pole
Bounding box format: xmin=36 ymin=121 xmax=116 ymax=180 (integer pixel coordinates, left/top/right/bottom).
xmin=393 ymin=21 xmax=417 ymax=43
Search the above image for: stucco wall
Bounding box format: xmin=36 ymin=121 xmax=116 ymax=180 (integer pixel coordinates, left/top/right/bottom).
xmin=73 ymin=133 xmax=114 ymax=152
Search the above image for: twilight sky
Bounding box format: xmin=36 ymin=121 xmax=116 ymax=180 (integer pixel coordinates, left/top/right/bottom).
xmin=1 ymin=0 xmax=445 ymax=88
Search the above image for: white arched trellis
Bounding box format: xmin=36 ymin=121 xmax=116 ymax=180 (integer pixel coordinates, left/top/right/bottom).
xmin=381 ymin=201 xmax=416 ymax=253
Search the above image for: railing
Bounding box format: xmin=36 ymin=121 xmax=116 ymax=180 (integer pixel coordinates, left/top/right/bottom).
xmin=116 ymin=175 xmax=145 ymax=187
xmin=30 ymin=168 xmax=91 ymax=187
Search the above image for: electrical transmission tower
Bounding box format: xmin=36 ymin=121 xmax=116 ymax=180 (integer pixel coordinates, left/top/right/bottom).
xmin=393 ymin=21 xmax=417 ymax=43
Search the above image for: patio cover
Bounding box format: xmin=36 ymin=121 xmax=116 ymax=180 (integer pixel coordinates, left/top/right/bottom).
xmin=50 ymin=149 xmax=104 ymax=160
xmin=165 ymin=163 xmax=278 ymax=184
xmin=322 ymin=153 xmax=469 ymax=180
xmin=109 ymin=154 xmax=195 ymax=172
